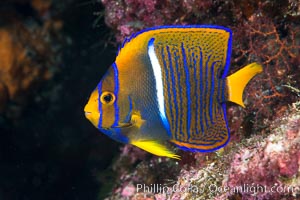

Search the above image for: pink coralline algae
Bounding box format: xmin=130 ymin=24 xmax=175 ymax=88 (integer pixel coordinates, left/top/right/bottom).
xmin=105 ymin=106 xmax=300 ymax=200
xmin=224 ymin=108 xmax=300 ymax=199
xmin=101 ymin=0 xmax=162 ymax=42
xmin=101 ymin=0 xmax=215 ymax=42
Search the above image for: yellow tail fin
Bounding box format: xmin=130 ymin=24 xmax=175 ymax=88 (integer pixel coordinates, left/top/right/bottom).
xmin=226 ymin=62 xmax=263 ymax=108
xmin=131 ymin=140 xmax=180 ymax=159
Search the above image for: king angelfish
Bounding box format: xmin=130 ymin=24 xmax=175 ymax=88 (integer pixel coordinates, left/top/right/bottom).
xmin=84 ymin=25 xmax=263 ymax=159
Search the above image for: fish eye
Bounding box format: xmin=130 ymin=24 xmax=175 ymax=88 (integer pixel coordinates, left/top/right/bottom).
xmin=100 ymin=91 xmax=115 ymax=105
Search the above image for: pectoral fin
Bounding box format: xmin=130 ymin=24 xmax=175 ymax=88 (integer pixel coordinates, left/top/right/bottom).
xmin=131 ymin=140 xmax=180 ymax=159
xmin=131 ymin=111 xmax=145 ymax=129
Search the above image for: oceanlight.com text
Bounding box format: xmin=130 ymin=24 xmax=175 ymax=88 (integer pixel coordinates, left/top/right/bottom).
xmin=136 ymin=183 xmax=299 ymax=195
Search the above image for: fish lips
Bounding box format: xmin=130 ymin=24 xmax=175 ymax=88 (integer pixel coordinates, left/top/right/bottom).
xmin=110 ymin=122 xmax=133 ymax=129
xmin=99 ymin=122 xmax=133 ymax=130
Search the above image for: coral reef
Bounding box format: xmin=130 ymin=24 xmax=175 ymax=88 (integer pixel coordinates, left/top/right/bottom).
xmin=231 ymin=15 xmax=300 ymax=127
xmin=224 ymin=107 xmax=300 ymax=199
xmin=101 ymin=0 xmax=216 ymax=42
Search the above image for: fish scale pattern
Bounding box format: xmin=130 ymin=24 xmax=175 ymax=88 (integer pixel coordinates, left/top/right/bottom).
xmin=153 ymin=28 xmax=230 ymax=151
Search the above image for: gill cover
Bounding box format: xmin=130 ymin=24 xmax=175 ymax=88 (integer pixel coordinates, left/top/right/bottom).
xmin=85 ymin=62 xmax=135 ymax=133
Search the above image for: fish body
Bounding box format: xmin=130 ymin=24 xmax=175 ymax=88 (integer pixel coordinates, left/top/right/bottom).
xmin=84 ymin=25 xmax=263 ymax=159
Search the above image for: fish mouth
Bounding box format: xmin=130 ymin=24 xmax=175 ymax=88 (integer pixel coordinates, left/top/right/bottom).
xmin=85 ymin=111 xmax=92 ymax=116
xmin=99 ymin=122 xmax=133 ymax=130
xmin=110 ymin=122 xmax=133 ymax=129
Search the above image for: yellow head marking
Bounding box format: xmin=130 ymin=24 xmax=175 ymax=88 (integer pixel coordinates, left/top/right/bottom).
xmin=84 ymin=89 xmax=100 ymax=128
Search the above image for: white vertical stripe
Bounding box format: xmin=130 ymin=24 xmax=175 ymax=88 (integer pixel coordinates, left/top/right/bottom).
xmin=148 ymin=39 xmax=169 ymax=130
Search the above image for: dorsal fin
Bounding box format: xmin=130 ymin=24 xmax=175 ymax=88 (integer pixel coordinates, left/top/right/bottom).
xmin=117 ymin=32 xmax=139 ymax=55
